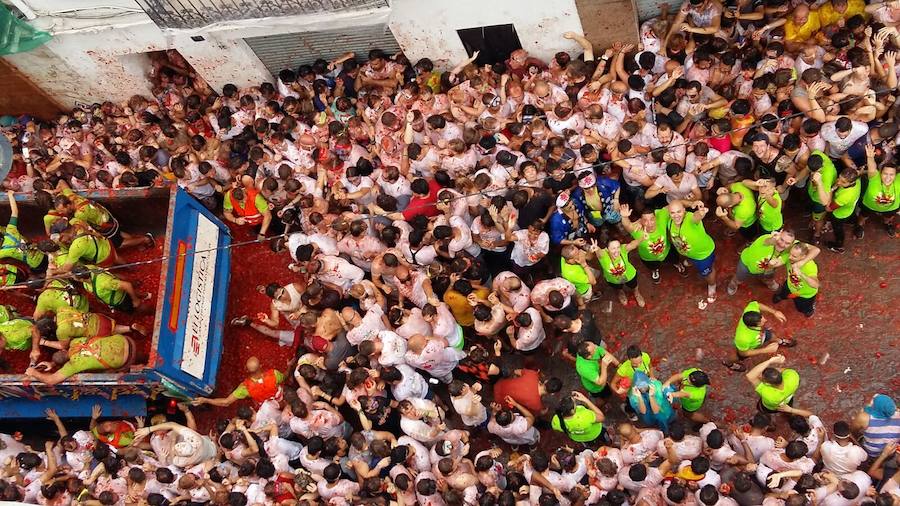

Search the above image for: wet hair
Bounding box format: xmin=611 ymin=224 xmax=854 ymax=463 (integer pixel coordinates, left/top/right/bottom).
xmin=762 ymin=367 xmax=783 ymax=385
xmin=16 ymin=452 xmax=42 ymax=470
xmin=706 ymin=429 xmax=725 ymax=449
xmin=667 ymin=483 xmax=687 ymax=503
xmin=390 ymin=445 xmax=409 ymax=465
xmin=629 ymin=463 xmax=647 ymax=482
xmin=742 ymin=310 xmax=762 ymax=328
xmin=156 ymin=467 xmax=175 ymax=483
xmin=128 ymin=467 xmax=146 ymax=483
xmin=689 ymin=369 xmax=710 ymax=387
xmin=789 ymin=415 xmax=811 ymax=435
xmin=227 ymin=492 xmax=247 ymax=506
xmin=626 ymin=345 xmax=642 ymax=359
xmin=514 ymin=312 xmax=532 ymax=327
xmin=416 ymin=477 xmax=437 ymax=496
xmin=750 ymin=413 xmax=772 ymax=429
xmin=306 ymin=436 xmax=324 ymax=455
xmin=495 ymin=409 xmax=514 ymax=426
xmin=323 ymin=463 xmax=341 ymax=482
xmin=699 ymin=484 xmax=719 ymax=505
xmin=786 ymin=440 xmax=809 ymax=459
xmin=691 ymin=456 xmax=710 ymax=475
xmin=544 ymin=377 xmax=562 ymax=393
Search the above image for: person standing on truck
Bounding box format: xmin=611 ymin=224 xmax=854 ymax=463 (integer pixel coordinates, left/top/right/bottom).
xmin=24 ymin=333 xmax=135 ymax=386
xmin=53 ymin=224 xmax=120 ymax=273
xmin=33 ymin=306 xmax=144 ymax=352
xmin=0 ymin=317 xmax=39 ymax=363
xmin=50 ymin=180 xmax=154 ymax=250
xmin=32 ymin=278 xmax=89 ymax=319
xmin=192 ymin=357 xmax=285 ymax=407
xmin=70 ymin=266 xmax=151 ymax=313
xmin=1 ymin=190 xmax=47 ymax=278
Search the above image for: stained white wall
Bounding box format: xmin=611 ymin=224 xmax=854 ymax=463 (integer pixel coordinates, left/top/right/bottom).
xmin=2 ymin=0 xmax=276 ymax=106
xmin=15 ymin=0 xmax=141 ymax=14
xmin=388 ymin=0 xmax=586 ymax=68
xmin=3 ymin=0 xmax=592 ymax=107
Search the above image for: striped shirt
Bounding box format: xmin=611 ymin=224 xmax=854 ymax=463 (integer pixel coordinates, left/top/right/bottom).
xmin=863 ymin=411 xmax=900 ymax=457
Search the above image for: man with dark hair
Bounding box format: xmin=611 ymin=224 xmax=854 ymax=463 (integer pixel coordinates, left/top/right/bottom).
xmin=664 ymin=367 xmax=712 ymax=422
xmin=820 ymin=421 xmax=869 ymax=476
xmin=746 ymin=355 xmax=810 ymax=417
xmin=575 ymin=341 xmax=620 ymax=400
xmin=725 ymin=299 xmax=794 ymax=371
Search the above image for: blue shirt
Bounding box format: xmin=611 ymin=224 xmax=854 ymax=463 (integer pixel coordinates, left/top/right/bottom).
xmin=548 ymin=198 xmax=588 ymax=245
xmin=575 ymin=177 xmax=622 ymax=225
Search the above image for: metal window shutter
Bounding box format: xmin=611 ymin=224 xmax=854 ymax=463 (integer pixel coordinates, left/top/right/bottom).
xmin=244 ymin=24 xmax=401 ymax=75
xmin=636 ymin=0 xmax=668 ymax=21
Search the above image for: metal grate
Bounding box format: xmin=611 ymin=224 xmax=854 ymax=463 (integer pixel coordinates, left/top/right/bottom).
xmin=244 ymin=23 xmax=400 ymax=75
xmin=135 ymin=0 xmax=390 ymax=30
xmin=635 ymin=0 xmax=667 ymax=21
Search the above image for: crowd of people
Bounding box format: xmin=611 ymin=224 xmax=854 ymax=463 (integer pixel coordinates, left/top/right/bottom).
xmin=0 ymin=0 xmax=899 ymax=503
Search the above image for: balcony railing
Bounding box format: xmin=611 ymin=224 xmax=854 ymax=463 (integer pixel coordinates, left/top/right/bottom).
xmin=135 ymin=0 xmax=390 ymax=30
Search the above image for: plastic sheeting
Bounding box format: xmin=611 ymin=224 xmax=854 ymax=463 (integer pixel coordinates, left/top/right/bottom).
xmin=0 ymin=4 xmax=51 ymax=55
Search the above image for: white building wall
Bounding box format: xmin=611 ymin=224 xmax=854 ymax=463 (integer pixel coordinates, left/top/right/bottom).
xmin=388 ymin=0 xmax=586 ymax=68
xmin=3 ymin=0 xmax=594 ymax=107
xmin=3 ymin=0 xmax=276 ymax=107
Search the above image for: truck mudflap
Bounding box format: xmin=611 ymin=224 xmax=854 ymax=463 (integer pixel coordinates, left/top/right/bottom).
xmin=0 ymin=188 xmax=231 ymax=418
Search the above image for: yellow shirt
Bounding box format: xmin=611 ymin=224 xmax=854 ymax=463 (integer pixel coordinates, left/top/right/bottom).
xmin=443 ymin=287 xmax=490 ymax=327
xmin=785 ymin=11 xmax=822 ymax=42
xmin=817 ymin=0 xmax=865 ymax=27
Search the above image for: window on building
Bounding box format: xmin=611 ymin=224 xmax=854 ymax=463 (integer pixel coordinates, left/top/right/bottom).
xmin=456 ymin=24 xmax=522 ymax=66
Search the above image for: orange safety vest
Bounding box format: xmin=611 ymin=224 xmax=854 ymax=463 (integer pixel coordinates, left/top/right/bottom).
xmin=95 ymin=420 xmax=135 ymax=448
xmin=229 ymin=189 xmax=263 ymax=225
xmin=242 ymin=369 xmax=282 ymax=404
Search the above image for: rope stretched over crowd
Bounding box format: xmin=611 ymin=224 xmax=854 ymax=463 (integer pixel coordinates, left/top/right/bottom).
xmin=1 ymin=82 xmax=894 ymax=291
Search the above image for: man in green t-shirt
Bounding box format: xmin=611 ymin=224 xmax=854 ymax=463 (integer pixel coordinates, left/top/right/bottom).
xmin=727 ymin=230 xmax=819 ymax=295
xmin=741 ymin=178 xmax=784 ymax=233
xmin=773 ymin=243 xmax=820 ymax=317
xmin=0 ymin=305 xmax=13 ymax=324
xmin=667 ymin=201 xmax=718 ymax=304
xmin=745 ymin=354 xmax=811 ymax=417
xmin=724 ymin=300 xmax=795 ymax=371
xmin=663 ymin=368 xmax=711 ymax=422
xmin=814 ymin=168 xmax=861 ymax=253
xmin=52 ymin=182 xmax=153 ymax=250
xmin=25 ymin=334 xmax=133 ymax=386
xmin=34 ymin=279 xmax=89 ymax=319
xmin=559 ymin=245 xmax=597 ymax=299
xmin=714 ymin=182 xmax=758 ymax=240
xmin=550 ymin=391 xmax=607 ymax=443
xmin=72 ymin=266 xmax=149 ymax=313
xmin=1 ymin=190 xmax=47 ymax=274
xmin=0 ymin=318 xmax=37 ymax=361
xmin=806 ymin=151 xmax=837 ymax=244
xmin=575 ymin=341 xmax=620 ymax=400
xmin=57 ymin=228 xmax=118 ymax=272
xmin=620 ymin=204 xmax=672 ymax=284
xmin=857 ymin=143 xmax=899 ymax=238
